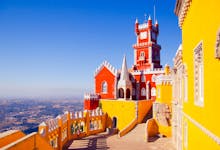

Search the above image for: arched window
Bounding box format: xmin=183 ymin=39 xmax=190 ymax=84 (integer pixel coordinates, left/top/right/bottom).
xmin=141 ymin=88 xmax=146 ymax=96
xmin=118 ymin=88 xmax=124 ymax=98
xmin=126 ymin=88 xmax=130 ymax=99
xmin=101 ymin=81 xmax=107 ymax=93
xmin=140 ymin=51 xmax=145 ymax=60
xmin=151 ymin=87 xmax=156 ymax=96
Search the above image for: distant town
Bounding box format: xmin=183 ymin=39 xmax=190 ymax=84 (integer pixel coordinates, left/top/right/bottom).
xmin=0 ymin=98 xmax=83 ymax=134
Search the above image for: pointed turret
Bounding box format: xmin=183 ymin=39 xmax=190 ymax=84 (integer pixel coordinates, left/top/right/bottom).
xmin=148 ymin=15 xmax=152 ymax=21
xmin=135 ymin=18 xmax=139 ymax=24
xmin=135 ymin=18 xmax=139 ymax=35
xmin=155 ymin=19 xmax=159 ymax=28
xmin=117 ymin=55 xmax=132 ymax=100
xmin=155 ymin=19 xmax=158 ymax=25
xmin=120 ymin=55 xmax=130 ymax=81
xmin=148 ymin=15 xmax=152 ymax=29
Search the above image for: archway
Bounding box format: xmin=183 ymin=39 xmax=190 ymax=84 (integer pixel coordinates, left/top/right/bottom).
xmin=118 ymin=88 xmax=124 ymax=98
xmin=126 ymin=88 xmax=130 ymax=99
xmin=112 ymin=117 xmax=117 ymax=128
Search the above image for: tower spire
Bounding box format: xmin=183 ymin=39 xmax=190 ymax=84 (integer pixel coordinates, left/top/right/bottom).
xmin=120 ymin=55 xmax=129 ymax=81
xmin=135 ymin=18 xmax=139 ymax=24
xmin=117 ymin=55 xmax=132 ymax=100
xmin=154 ymin=0 xmax=156 ymax=24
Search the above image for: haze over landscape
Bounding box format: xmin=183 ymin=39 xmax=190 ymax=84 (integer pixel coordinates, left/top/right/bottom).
xmin=0 ymin=0 xmax=181 ymax=99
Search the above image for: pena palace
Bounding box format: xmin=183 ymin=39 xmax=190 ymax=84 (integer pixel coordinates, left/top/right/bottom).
xmin=1 ymin=1 xmax=220 ymax=150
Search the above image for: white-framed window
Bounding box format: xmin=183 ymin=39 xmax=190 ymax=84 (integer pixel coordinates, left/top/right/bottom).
xmin=151 ymin=87 xmax=156 ymax=96
xmin=141 ymin=88 xmax=146 ymax=96
xmin=184 ymin=121 xmax=188 ymax=148
xmin=101 ymin=81 xmax=108 ymax=93
xmin=194 ymin=41 xmax=204 ymax=107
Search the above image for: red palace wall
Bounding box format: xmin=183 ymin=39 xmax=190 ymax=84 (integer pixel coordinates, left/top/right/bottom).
xmin=95 ymin=66 xmax=116 ymax=99
xmin=84 ymin=100 xmax=99 ymax=110
xmin=133 ymin=74 xmax=158 ymax=100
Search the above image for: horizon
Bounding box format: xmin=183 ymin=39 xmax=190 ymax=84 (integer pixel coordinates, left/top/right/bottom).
xmin=0 ymin=0 xmax=181 ymax=99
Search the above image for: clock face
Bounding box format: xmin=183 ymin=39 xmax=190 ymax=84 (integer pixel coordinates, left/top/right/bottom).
xmin=140 ymin=32 xmax=147 ymax=39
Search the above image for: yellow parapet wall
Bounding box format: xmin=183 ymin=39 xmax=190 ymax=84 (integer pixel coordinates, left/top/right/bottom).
xmin=1 ymin=132 xmax=53 ymax=150
xmin=145 ymin=118 xmax=159 ymax=141
xmin=100 ymin=99 xmax=137 ymax=131
xmin=0 ymin=130 xmax=25 ymax=148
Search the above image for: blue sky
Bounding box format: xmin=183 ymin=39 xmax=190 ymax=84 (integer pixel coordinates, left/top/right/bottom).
xmin=0 ymin=0 xmax=181 ymax=99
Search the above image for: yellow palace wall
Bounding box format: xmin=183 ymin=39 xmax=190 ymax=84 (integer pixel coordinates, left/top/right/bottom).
xmin=181 ymin=0 xmax=220 ymax=149
xmin=156 ymin=83 xmax=172 ymax=137
xmin=100 ymin=99 xmax=153 ymax=132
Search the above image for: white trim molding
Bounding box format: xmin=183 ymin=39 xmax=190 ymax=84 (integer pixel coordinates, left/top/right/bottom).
xmin=174 ymin=0 xmax=192 ymax=28
xmin=183 ymin=112 xmax=220 ymax=145
xmin=193 ymin=41 xmax=204 ymax=107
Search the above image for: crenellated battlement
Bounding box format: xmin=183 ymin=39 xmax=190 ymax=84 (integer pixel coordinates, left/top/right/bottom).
xmin=132 ymin=68 xmax=164 ymax=75
xmin=84 ymin=93 xmax=99 ymax=100
xmin=84 ymin=93 xmax=100 ymax=110
xmin=155 ymin=74 xmax=172 ymax=85
xmin=94 ymin=60 xmax=117 ymax=77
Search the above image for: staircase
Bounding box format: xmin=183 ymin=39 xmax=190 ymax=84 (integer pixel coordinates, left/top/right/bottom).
xmin=142 ymin=106 xmax=153 ymax=123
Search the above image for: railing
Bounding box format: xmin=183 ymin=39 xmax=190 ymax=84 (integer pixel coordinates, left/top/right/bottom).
xmin=38 ymin=109 xmax=107 ymax=150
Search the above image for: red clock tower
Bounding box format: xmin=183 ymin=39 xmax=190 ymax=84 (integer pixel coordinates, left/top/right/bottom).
xmin=133 ymin=16 xmax=162 ymax=70
xmin=91 ymin=14 xmax=165 ymax=101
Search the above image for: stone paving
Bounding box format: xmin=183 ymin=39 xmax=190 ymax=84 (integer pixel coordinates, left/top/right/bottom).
xmin=64 ymin=123 xmax=176 ymax=150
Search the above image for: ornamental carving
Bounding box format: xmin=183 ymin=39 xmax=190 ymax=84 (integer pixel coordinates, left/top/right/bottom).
xmin=215 ymin=29 xmax=220 ymax=59
xmin=153 ymin=103 xmax=172 ymax=126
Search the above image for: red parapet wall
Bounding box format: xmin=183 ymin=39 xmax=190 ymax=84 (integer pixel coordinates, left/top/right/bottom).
xmin=84 ymin=93 xmax=100 ymax=110
xmin=84 ymin=100 xmax=99 ymax=110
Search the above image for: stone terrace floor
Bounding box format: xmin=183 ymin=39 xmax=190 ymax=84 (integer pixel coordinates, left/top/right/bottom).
xmin=63 ymin=124 xmax=176 ymax=150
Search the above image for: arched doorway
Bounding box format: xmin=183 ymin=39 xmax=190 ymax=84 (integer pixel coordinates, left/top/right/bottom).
xmin=126 ymin=88 xmax=130 ymax=99
xmin=118 ymin=88 xmax=124 ymax=98
xmin=112 ymin=117 xmax=117 ymax=128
